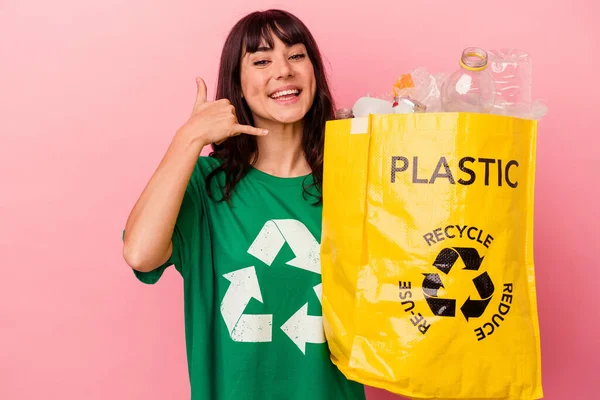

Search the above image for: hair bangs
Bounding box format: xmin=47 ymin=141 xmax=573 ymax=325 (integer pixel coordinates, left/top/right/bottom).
xmin=242 ymin=11 xmax=307 ymax=54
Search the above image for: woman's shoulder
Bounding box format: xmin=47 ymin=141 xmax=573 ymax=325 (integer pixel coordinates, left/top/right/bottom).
xmin=196 ymin=155 xmax=223 ymax=175
xmin=188 ymin=156 xmax=225 ymax=200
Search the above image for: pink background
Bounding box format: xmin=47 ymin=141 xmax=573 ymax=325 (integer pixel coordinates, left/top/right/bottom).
xmin=1 ymin=0 xmax=598 ymax=399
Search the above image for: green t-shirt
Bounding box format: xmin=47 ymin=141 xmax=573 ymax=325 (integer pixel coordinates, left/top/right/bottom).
xmin=131 ymin=156 xmax=365 ymax=400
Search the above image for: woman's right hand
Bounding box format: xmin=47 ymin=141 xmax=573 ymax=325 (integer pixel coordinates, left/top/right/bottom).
xmin=177 ymin=77 xmax=268 ymax=147
xmin=123 ymin=77 xmax=268 ymax=273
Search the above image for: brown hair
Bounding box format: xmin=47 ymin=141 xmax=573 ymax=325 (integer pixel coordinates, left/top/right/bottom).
xmin=206 ymin=9 xmax=335 ymax=204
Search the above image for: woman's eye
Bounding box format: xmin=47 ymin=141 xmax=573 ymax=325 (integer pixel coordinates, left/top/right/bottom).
xmin=253 ymin=60 xmax=269 ymax=66
xmin=290 ymin=53 xmax=306 ymax=60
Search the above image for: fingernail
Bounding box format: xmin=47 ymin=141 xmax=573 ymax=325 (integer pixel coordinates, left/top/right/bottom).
xmin=262 ymin=130 xmax=269 ymax=135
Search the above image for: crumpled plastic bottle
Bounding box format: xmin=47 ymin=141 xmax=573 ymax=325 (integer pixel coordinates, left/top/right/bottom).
xmin=488 ymin=48 xmax=547 ymax=120
xmin=392 ymin=67 xmax=448 ymax=112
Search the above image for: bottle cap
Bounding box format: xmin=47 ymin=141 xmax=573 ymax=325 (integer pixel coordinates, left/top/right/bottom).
xmin=335 ymin=108 xmax=354 ymax=119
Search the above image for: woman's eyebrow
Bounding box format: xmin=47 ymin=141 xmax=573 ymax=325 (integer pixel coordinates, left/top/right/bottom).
xmin=253 ymin=43 xmax=302 ymax=54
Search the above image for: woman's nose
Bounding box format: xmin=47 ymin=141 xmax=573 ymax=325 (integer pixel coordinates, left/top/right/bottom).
xmin=274 ymin=58 xmax=293 ymax=79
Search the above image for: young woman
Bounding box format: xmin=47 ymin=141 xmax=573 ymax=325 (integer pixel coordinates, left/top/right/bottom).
xmin=122 ymin=9 xmax=366 ymax=400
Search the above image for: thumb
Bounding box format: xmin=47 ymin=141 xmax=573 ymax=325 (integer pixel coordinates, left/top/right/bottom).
xmin=194 ymin=77 xmax=207 ymax=109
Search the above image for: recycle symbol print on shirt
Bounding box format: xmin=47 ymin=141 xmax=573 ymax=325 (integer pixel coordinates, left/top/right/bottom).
xmin=219 ymin=219 xmax=324 ymax=354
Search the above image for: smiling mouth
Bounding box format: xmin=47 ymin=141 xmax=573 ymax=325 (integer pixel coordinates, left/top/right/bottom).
xmin=269 ymin=89 xmax=302 ymax=100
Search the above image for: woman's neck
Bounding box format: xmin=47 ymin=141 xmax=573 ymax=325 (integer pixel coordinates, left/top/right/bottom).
xmin=251 ymin=119 xmax=311 ymax=178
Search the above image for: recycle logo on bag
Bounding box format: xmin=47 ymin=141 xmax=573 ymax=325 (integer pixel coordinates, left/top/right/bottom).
xmin=398 ymin=224 xmax=518 ymax=342
xmin=422 ymin=247 xmax=495 ymax=320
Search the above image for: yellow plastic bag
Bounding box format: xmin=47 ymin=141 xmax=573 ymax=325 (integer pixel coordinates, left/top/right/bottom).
xmin=321 ymin=113 xmax=543 ymax=400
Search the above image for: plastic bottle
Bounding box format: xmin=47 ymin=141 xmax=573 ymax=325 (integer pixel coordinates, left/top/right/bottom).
xmin=441 ymin=47 xmax=496 ymax=113
xmin=487 ymin=48 xmax=538 ymax=118
xmin=393 ymin=97 xmax=427 ymax=114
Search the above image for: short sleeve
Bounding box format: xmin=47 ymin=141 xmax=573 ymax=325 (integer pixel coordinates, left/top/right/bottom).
xmin=124 ymin=161 xmax=205 ymax=285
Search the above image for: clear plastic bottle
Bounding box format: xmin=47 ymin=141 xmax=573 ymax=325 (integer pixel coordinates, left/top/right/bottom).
xmin=487 ymin=48 xmax=533 ymax=118
xmin=441 ymin=47 xmax=496 ymax=113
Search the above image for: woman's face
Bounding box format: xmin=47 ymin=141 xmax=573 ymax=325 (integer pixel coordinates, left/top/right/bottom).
xmin=240 ymin=34 xmax=316 ymax=127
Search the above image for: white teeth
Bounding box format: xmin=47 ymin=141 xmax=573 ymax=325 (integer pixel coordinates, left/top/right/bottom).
xmin=271 ymin=89 xmax=300 ymax=99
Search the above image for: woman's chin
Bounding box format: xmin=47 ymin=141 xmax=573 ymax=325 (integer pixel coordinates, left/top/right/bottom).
xmin=269 ymin=109 xmax=308 ymax=125
xmin=252 ymin=106 xmax=309 ymax=127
